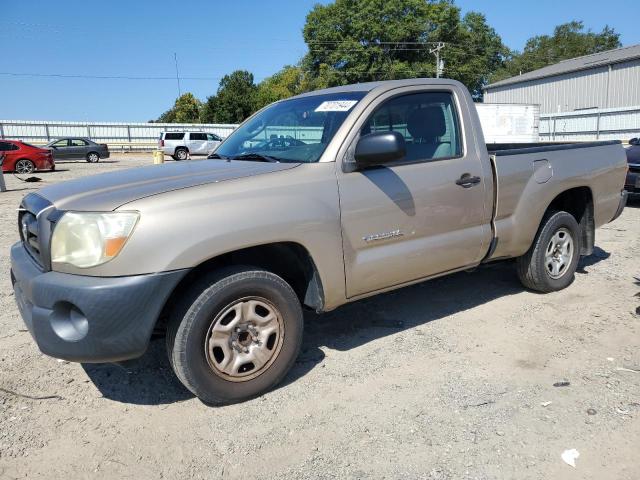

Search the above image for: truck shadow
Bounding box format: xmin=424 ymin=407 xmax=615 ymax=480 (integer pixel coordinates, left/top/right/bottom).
xmin=82 ymin=247 xmax=613 ymax=406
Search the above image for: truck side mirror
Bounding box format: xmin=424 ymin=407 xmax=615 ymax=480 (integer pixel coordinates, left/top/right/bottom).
xmin=354 ymin=131 xmax=406 ymax=170
xmin=629 ymin=138 xmax=639 ymax=146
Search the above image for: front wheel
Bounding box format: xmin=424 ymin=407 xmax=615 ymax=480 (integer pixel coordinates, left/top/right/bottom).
xmin=517 ymin=211 xmax=581 ymax=292
xmin=166 ymin=267 xmax=303 ymax=404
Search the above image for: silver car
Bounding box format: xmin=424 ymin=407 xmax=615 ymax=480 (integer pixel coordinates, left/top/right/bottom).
xmin=45 ymin=137 xmax=110 ymax=163
xmin=159 ymin=131 xmax=222 ymax=160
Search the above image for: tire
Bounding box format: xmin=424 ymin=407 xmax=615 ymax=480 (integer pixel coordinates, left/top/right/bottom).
xmin=174 ymin=148 xmax=188 ymax=161
xmin=166 ymin=266 xmax=303 ymax=404
xmin=15 ymin=159 xmax=35 ymax=174
xmin=86 ymin=152 xmax=100 ymax=163
xmin=517 ymin=211 xmax=581 ymax=292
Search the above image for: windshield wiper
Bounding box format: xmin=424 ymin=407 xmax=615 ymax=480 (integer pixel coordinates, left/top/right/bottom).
xmin=229 ymin=153 xmax=283 ymax=163
xmin=207 ymin=153 xmax=229 ymax=159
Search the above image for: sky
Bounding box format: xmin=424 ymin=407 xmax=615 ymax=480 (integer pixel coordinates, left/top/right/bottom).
xmin=1 ymin=0 xmax=638 ymax=122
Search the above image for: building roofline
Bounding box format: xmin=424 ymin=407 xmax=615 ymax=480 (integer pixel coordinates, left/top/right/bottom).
xmin=485 ymin=43 xmax=640 ymax=90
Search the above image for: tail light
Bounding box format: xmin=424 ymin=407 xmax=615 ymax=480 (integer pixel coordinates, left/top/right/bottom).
xmin=160 ymin=139 xmax=165 ymax=147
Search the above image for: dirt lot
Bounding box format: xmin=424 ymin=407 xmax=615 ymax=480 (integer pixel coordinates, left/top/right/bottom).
xmin=0 ymin=154 xmax=639 ymax=479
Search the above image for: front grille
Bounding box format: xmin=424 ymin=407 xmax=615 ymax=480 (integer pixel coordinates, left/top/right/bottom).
xmin=18 ymin=193 xmax=54 ymax=270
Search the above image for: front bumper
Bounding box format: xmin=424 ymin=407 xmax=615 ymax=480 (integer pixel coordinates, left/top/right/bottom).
xmin=10 ymin=242 xmax=188 ymax=362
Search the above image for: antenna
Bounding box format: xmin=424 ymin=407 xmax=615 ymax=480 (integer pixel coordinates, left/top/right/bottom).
xmin=174 ymin=52 xmax=182 ymax=97
xmin=429 ymin=42 xmax=445 ymax=78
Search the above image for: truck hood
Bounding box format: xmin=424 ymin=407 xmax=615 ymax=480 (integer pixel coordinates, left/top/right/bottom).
xmin=38 ymin=160 xmax=300 ymax=211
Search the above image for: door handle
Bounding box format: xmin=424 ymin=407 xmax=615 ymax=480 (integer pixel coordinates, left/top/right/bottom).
xmin=455 ymin=173 xmax=481 ymax=188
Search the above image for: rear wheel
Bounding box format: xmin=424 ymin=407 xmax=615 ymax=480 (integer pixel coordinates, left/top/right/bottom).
xmin=166 ymin=267 xmax=303 ymax=404
xmin=86 ymin=152 xmax=100 ymax=163
xmin=174 ymin=148 xmax=188 ymax=161
xmin=15 ymin=159 xmax=35 ymax=174
xmin=517 ymin=211 xmax=581 ymax=292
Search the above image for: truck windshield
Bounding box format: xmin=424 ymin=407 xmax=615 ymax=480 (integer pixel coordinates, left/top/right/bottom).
xmin=212 ymin=91 xmax=367 ymax=163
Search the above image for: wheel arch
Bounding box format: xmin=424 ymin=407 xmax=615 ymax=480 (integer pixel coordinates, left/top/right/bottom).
xmin=155 ymin=241 xmax=324 ymax=333
xmin=542 ymin=186 xmax=594 ymax=256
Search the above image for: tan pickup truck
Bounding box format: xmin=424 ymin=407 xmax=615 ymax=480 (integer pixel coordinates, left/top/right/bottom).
xmin=11 ymin=79 xmax=628 ymax=403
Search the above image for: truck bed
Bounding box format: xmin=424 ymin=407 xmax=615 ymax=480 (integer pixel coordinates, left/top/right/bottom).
xmin=486 ymin=140 xmax=627 ymax=261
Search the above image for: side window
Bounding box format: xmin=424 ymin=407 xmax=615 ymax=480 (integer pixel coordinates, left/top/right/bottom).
xmin=0 ymin=142 xmax=10 ymax=151
xmin=190 ymin=133 xmax=207 ymax=141
xmin=164 ymin=133 xmax=185 ymax=140
xmin=51 ymin=139 xmax=69 ymax=147
xmin=361 ymin=91 xmax=462 ymax=162
xmin=70 ymin=139 xmax=88 ymax=146
xmin=207 ymin=133 xmax=221 ymax=141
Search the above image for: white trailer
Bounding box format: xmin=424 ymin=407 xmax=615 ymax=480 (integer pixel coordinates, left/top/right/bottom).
xmin=476 ymin=103 xmax=540 ymax=144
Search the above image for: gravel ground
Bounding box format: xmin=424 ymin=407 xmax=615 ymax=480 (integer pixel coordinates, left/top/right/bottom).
xmin=0 ymin=154 xmax=639 ymax=479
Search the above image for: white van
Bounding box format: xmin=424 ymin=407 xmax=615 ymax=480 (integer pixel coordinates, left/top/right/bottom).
xmin=159 ymin=131 xmax=223 ymax=160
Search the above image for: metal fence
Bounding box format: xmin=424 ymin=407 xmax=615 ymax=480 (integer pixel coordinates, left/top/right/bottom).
xmin=0 ymin=120 xmax=238 ymax=151
xmin=540 ymin=105 xmax=640 ymax=142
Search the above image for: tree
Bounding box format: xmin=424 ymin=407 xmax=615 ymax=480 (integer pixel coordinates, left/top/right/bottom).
xmin=491 ymin=21 xmax=621 ymax=83
xmin=155 ymin=93 xmax=202 ymax=123
xmin=255 ymin=66 xmax=305 ymax=109
xmin=201 ymin=70 xmax=258 ymax=123
xmin=254 ymin=65 xmax=327 ymax=110
xmin=301 ymin=0 xmax=508 ymax=97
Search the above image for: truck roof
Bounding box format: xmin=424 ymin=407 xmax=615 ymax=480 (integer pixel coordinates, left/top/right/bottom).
xmin=291 ymin=77 xmax=464 ymax=99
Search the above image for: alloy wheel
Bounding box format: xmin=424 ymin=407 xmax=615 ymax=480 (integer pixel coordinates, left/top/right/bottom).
xmin=15 ymin=160 xmax=35 ymax=174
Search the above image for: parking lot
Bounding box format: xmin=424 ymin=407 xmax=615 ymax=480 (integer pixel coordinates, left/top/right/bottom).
xmin=0 ymin=154 xmax=639 ymax=479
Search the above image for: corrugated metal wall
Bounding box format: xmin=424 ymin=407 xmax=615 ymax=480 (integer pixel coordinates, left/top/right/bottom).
xmin=608 ymin=59 xmax=640 ymax=108
xmin=0 ymin=120 xmax=237 ymax=151
xmin=484 ymin=59 xmax=640 ymax=113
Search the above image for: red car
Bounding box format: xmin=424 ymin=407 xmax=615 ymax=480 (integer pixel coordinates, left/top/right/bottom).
xmin=0 ymin=140 xmax=55 ymax=174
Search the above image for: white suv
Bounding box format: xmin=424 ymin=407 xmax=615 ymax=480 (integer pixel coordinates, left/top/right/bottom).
xmin=159 ymin=131 xmax=223 ymax=160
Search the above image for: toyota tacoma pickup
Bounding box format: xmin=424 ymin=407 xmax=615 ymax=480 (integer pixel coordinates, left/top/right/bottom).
xmin=10 ymin=79 xmax=628 ymax=404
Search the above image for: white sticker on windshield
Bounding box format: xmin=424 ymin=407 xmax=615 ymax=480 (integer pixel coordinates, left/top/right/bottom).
xmin=314 ymin=100 xmax=358 ymax=112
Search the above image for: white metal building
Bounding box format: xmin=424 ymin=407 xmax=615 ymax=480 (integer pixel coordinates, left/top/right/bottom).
xmin=483 ymin=44 xmax=640 ymax=113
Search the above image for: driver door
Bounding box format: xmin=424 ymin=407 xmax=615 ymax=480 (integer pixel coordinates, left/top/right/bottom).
xmin=337 ymin=87 xmax=492 ymax=298
xmin=206 ymin=133 xmax=221 ymax=153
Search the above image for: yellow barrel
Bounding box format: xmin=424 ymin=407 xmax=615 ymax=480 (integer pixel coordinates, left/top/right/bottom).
xmin=153 ymin=150 xmax=165 ymax=164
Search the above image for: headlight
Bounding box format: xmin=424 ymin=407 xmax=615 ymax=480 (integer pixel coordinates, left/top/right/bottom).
xmin=51 ymin=212 xmax=139 ymax=268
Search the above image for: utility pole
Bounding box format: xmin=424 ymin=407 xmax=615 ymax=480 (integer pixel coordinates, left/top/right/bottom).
xmin=429 ymin=42 xmax=445 ymax=78
xmin=174 ymin=52 xmax=182 ymax=97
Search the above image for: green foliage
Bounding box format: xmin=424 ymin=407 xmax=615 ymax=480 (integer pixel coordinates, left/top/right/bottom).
xmin=154 ymin=5 xmax=621 ymax=121
xmin=201 ymin=70 xmax=258 ymax=124
xmin=301 ymin=0 xmax=508 ymax=97
xmin=491 ymin=21 xmax=621 ymax=83
xmin=155 ymin=93 xmax=202 ymax=123
xmin=256 ymin=66 xmax=304 ymax=109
